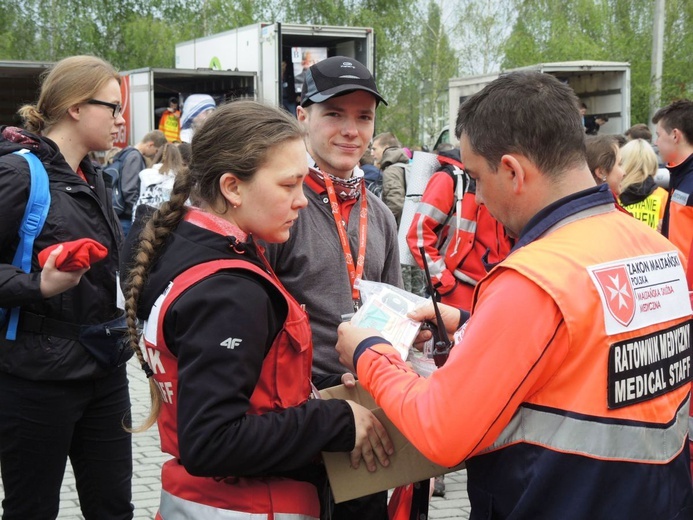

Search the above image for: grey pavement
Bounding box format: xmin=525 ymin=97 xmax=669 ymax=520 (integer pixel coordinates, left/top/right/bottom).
xmin=0 ymin=358 xmax=471 ymax=519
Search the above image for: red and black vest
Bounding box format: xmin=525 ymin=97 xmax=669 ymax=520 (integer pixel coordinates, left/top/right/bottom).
xmin=144 ymin=258 xmax=319 ymax=519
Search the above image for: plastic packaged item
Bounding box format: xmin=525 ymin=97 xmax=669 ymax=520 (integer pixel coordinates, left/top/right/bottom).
xmin=408 ymin=347 xmax=437 ymax=378
xmin=350 ymin=279 xmax=428 ymax=360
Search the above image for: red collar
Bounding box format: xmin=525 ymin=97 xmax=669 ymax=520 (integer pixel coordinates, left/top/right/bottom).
xmin=184 ymin=207 xmax=247 ymax=240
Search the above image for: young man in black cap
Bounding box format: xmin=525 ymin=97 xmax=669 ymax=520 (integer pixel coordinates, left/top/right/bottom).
xmin=264 ymin=56 xmax=402 ymax=519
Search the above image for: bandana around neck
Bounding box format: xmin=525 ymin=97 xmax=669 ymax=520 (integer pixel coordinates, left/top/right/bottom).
xmin=308 ymin=166 xmax=363 ymax=201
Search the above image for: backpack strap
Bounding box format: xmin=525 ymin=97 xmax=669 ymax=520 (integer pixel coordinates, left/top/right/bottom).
xmin=3 ymin=149 xmax=51 ymax=340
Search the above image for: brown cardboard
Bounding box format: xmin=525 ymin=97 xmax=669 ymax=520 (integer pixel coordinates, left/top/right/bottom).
xmin=320 ymin=382 xmax=464 ymax=503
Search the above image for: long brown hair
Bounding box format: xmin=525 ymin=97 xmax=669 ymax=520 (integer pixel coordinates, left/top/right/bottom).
xmin=585 ymin=135 xmax=618 ymax=184
xmin=124 ymin=100 xmax=303 ymax=430
xmin=18 ymin=55 xmax=120 ymax=134
xmin=152 ymin=142 xmax=183 ymax=175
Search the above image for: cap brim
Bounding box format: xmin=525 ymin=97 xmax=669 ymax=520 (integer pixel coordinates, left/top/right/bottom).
xmin=303 ymin=84 xmax=388 ymax=107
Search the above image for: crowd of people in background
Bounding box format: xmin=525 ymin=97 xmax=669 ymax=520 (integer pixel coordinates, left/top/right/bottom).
xmin=1 ymin=52 xmax=692 ymax=520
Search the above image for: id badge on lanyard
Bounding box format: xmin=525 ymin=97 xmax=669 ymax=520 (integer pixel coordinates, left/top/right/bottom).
xmin=322 ymin=175 xmax=368 ymax=313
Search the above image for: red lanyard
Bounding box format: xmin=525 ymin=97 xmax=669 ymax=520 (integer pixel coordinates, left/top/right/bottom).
xmin=322 ymin=174 xmax=368 ymax=309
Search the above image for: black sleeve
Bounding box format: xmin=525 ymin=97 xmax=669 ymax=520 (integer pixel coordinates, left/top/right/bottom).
xmin=167 ymin=272 xmax=355 ymax=478
xmin=312 ymin=372 xmax=345 ymax=390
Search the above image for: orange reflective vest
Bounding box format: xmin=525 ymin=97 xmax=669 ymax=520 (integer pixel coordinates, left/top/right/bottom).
xmin=470 ymin=209 xmax=693 ymax=518
xmin=663 ymin=153 xmax=693 ymax=262
xmin=144 ymin=259 xmax=319 ymax=520
xmin=158 ymin=110 xmax=181 ymax=143
xmin=358 ymin=200 xmax=693 ymax=518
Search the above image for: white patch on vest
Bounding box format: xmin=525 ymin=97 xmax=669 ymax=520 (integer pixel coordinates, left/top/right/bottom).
xmin=588 ymin=251 xmax=691 ymax=335
xmin=671 ymin=189 xmax=690 ymax=206
xmin=143 ymin=281 xmax=173 ymax=344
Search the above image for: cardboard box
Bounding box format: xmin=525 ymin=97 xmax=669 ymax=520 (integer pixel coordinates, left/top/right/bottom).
xmin=320 ymin=383 xmax=464 ymax=503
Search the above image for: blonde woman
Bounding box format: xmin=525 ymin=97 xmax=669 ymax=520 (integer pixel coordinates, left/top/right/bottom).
xmin=0 ymin=56 xmax=132 ymax=519
xmin=618 ymin=138 xmax=669 ymax=232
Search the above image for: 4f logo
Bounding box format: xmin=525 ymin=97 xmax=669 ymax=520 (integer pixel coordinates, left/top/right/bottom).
xmin=221 ymin=337 xmax=243 ymax=349
xmin=593 ymin=265 xmax=635 ymax=327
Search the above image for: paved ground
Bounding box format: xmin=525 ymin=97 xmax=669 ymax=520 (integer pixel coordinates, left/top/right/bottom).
xmin=0 ymin=358 xmax=471 ymax=518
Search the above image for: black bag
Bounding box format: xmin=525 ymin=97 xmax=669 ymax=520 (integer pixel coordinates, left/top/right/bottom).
xmin=103 ymin=147 xmax=137 ymax=217
xmin=79 ymin=315 xmax=136 ymax=369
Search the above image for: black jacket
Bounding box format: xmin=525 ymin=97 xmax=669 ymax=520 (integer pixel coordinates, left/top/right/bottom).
xmin=619 ymin=176 xmax=659 ymax=206
xmin=0 ymin=126 xmax=123 ymax=380
xmin=137 ymin=218 xmax=355 ymax=479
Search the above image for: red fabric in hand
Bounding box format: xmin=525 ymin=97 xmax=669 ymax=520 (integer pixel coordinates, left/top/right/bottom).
xmin=38 ymin=238 xmax=108 ymax=271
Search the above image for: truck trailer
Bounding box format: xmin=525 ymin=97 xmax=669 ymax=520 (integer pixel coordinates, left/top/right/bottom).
xmin=117 ymin=67 xmax=256 ymax=147
xmin=175 ymin=22 xmax=375 ymax=108
xmin=443 ymin=60 xmax=631 ymax=147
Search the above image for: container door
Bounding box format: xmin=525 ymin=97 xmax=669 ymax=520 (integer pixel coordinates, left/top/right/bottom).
xmin=260 ymin=22 xmax=281 ymax=106
xmin=129 ymin=70 xmax=155 ymax=145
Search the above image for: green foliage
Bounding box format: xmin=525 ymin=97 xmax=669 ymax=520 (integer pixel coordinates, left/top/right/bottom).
xmin=502 ymin=0 xmax=693 ymax=125
xmin=1 ymin=0 xmax=689 ymax=141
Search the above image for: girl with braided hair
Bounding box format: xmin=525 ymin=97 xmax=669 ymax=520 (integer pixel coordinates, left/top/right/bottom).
xmin=123 ymin=100 xmax=392 ymax=519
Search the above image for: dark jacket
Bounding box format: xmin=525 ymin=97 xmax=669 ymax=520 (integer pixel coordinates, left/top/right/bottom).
xmin=0 ymin=126 xmax=124 ymax=380
xmin=619 ymin=176 xmax=659 ymax=206
xmin=138 ymin=217 xmax=354 ymax=479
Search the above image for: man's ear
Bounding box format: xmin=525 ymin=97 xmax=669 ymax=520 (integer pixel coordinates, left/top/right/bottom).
xmin=296 ymin=105 xmax=309 ymax=124
xmin=672 ymin=128 xmax=683 ymax=145
xmin=500 ymin=154 xmax=526 ymax=193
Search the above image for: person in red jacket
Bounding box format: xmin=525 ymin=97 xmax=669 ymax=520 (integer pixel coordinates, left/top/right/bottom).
xmin=336 ymin=71 xmax=693 ymax=520
xmin=407 ymin=148 xmax=512 ymax=310
xmin=123 ymin=100 xmax=392 ymax=520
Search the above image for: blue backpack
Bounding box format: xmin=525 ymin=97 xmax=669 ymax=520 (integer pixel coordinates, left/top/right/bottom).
xmin=0 ymin=149 xmax=51 ymax=340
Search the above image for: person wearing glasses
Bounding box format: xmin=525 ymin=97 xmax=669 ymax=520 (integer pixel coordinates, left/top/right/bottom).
xmin=0 ymin=56 xmax=134 ymax=519
xmin=109 ymin=129 xmax=166 ymax=236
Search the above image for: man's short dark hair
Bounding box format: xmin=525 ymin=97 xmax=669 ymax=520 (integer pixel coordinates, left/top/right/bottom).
xmin=373 ymin=132 xmax=401 ymax=149
xmin=455 ymin=71 xmax=586 ymax=177
xmin=625 ymin=123 xmax=652 ymax=142
xmin=652 ymin=99 xmax=693 ymax=145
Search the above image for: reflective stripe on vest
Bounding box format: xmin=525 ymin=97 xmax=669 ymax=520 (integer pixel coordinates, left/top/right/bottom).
xmin=159 ymin=490 xmax=318 ymax=520
xmin=482 ymin=395 xmax=689 ymax=463
xmin=416 ymin=201 xmax=448 ymax=224
xmin=451 ymin=269 xmax=478 ymax=287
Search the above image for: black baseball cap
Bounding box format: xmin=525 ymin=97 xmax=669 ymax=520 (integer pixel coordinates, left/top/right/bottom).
xmin=300 ymin=56 xmax=387 ymax=108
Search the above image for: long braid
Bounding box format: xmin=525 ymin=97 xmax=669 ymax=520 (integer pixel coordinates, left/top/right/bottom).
xmin=125 ymin=166 xmax=194 ymax=431
xmin=125 ymin=99 xmax=303 ymax=431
